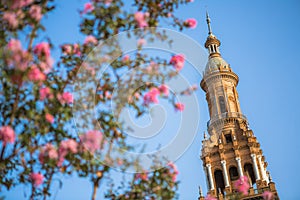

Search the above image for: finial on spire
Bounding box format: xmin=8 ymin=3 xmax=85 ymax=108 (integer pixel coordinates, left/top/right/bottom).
xmin=206 ymin=10 xmax=213 ymax=36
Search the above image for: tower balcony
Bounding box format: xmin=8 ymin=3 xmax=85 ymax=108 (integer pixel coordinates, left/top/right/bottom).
xmin=207 ymin=112 xmax=247 ymax=128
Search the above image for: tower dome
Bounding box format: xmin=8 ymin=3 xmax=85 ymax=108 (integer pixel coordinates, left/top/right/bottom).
xmin=205 ymin=56 xmax=231 ymax=74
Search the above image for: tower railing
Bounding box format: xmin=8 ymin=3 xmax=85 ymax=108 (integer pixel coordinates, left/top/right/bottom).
xmin=207 ymin=112 xmax=247 ymax=127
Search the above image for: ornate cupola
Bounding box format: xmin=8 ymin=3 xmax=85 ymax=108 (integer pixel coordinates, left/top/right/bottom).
xmin=199 ymin=12 xmax=280 ymax=200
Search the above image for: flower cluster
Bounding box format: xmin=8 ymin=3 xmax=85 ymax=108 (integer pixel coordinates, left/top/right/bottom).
xmin=184 ymin=18 xmax=197 ymax=29
xmin=170 ymin=54 xmax=185 ymax=71
xmin=204 ymin=194 xmax=217 ymax=200
xmin=58 ymin=139 xmax=78 ymax=166
xmin=167 ymin=162 xmax=179 ymax=182
xmin=143 ymin=88 xmax=160 ymax=105
xmin=175 ymin=102 xmax=185 ymax=112
xmin=57 ymin=92 xmax=73 ymax=104
xmin=233 ymin=175 xmax=250 ymax=195
xmin=39 ymin=139 xmax=78 ymax=166
xmin=262 ymin=191 xmax=274 ymax=200
xmin=82 ymin=2 xmax=94 ymax=14
xmin=0 ymin=126 xmax=16 ymax=145
xmin=134 ymin=171 xmax=148 ymax=182
xmin=6 ymin=39 xmax=31 ymax=71
xmin=29 ymin=172 xmax=44 ymax=187
xmin=3 ymin=0 xmax=43 ymax=30
xmin=134 ymin=12 xmax=149 ymax=28
xmin=79 ymin=130 xmax=103 ymax=153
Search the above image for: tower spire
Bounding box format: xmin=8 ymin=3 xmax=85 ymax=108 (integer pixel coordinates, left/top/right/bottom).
xmin=204 ymin=11 xmax=221 ymax=58
xmin=206 ymin=11 xmax=213 ymax=36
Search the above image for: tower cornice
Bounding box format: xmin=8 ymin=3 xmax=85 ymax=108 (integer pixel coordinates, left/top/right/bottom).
xmin=200 ymin=71 xmax=239 ymax=92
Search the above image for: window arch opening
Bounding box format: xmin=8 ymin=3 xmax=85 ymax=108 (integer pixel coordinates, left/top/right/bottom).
xmin=244 ymin=163 xmax=256 ymax=186
xmin=214 ymin=169 xmax=225 ymax=194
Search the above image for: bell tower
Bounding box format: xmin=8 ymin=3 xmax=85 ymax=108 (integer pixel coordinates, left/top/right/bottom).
xmin=198 ymin=12 xmax=279 ymax=199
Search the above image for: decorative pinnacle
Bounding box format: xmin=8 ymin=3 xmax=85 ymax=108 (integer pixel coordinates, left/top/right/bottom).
xmin=199 ymin=186 xmax=203 ymax=196
xmin=203 ymin=131 xmax=207 ymax=140
xmin=206 ymin=11 xmax=213 ymax=36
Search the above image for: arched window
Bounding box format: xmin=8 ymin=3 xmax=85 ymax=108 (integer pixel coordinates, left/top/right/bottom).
xmin=229 ymin=166 xmax=239 ymax=181
xmin=210 ymin=45 xmax=214 ymax=53
xmin=244 ymin=163 xmax=256 ymax=186
xmin=214 ymin=170 xmax=225 ymax=194
xmin=218 ymin=96 xmax=227 ymax=113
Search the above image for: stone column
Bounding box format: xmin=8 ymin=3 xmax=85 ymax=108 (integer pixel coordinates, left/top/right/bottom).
xmin=257 ymin=155 xmax=267 ymax=182
xmin=206 ymin=164 xmax=215 ymax=190
xmin=251 ymin=154 xmax=261 ymax=180
xmin=235 ymin=157 xmax=244 ymax=177
xmin=204 ymin=166 xmax=210 ymax=191
xmin=221 ymin=160 xmax=230 ymax=187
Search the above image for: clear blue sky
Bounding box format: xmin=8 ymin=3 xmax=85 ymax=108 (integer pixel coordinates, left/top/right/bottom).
xmin=3 ymin=0 xmax=300 ymax=199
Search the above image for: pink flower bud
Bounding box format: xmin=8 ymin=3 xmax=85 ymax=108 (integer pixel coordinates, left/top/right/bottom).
xmin=0 ymin=126 xmax=15 ymax=145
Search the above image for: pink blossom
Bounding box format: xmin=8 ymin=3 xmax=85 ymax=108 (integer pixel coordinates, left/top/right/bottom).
xmin=33 ymin=43 xmax=53 ymax=71
xmin=3 ymin=12 xmax=18 ymax=29
xmin=122 ymin=55 xmax=130 ymax=62
xmin=7 ymin=39 xmax=22 ymax=52
xmin=39 ymin=87 xmax=52 ymax=100
xmin=170 ymin=54 xmax=185 ymax=71
xmin=137 ymin=38 xmax=146 ymax=46
xmin=167 ymin=162 xmax=179 ymax=182
xmin=28 ymin=66 xmax=46 ymax=82
xmin=234 ymin=175 xmax=250 ymax=196
xmin=116 ymin=158 xmax=123 ymax=166
xmin=83 ymin=2 xmax=94 ymax=14
xmin=143 ymin=88 xmax=160 ymax=105
xmin=175 ymin=102 xmax=185 ymax=111
xmin=0 ymin=126 xmax=16 ymax=145
xmin=158 ymin=84 xmax=169 ymax=96
xmin=62 ymin=44 xmax=72 ymax=55
xmin=84 ymin=35 xmax=98 ymax=45
xmin=187 ymin=0 xmax=194 ymax=2
xmin=29 ymin=173 xmax=44 ymax=187
xmin=57 ymin=139 xmax=78 ymax=166
xmin=29 ymin=5 xmax=42 ymax=21
xmin=144 ymin=12 xmax=150 ymax=18
xmin=146 ymin=61 xmax=158 ymax=73
xmin=45 ymin=113 xmax=54 ymax=124
xmin=58 ymin=92 xmax=73 ymax=104
xmin=205 ymin=194 xmax=217 ymax=200
xmin=11 ymin=51 xmax=31 ymax=71
xmin=80 ymin=130 xmax=103 ymax=153
xmin=185 ymin=18 xmax=197 ymax=29
xmin=135 ymin=173 xmax=148 ymax=181
xmin=134 ymin=92 xmax=140 ymax=99
xmin=39 ymin=143 xmax=58 ymax=164
xmin=73 ymin=44 xmax=81 ymax=56
xmin=262 ymin=191 xmax=273 ymax=200
xmin=134 ymin=12 xmax=148 ymax=28
xmin=11 ymin=0 xmax=33 ymax=9
xmin=33 ymin=42 xmax=50 ymax=58
xmin=6 ymin=40 xmax=31 ymax=71
xmin=59 ymin=139 xmax=78 ymax=154
xmin=39 ymin=60 xmax=53 ymax=73
xmin=104 ymin=91 xmax=112 ymax=99
xmin=104 ymin=0 xmax=113 ymax=6
xmin=167 ymin=162 xmax=179 ymax=175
